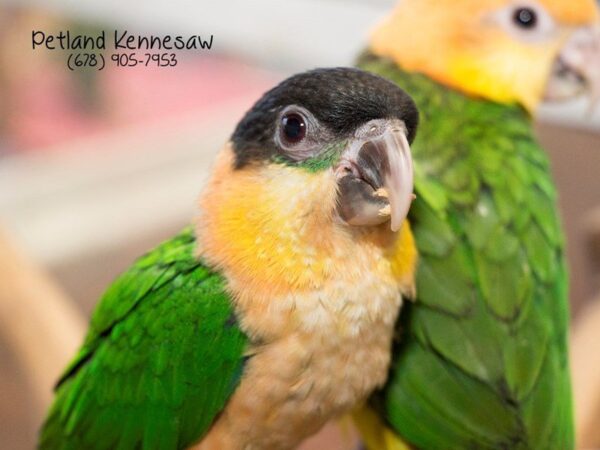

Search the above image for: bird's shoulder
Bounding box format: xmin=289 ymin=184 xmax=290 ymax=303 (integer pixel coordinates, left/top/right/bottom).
xmin=40 ymin=226 xmax=248 ymax=450
xmin=359 ymin=53 xmax=572 ymax=449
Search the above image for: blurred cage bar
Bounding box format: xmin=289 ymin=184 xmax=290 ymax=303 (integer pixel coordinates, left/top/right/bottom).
xmin=0 ymin=1 xmax=599 ymax=449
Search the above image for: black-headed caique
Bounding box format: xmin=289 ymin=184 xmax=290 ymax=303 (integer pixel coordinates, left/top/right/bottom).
xmin=38 ymin=68 xmax=421 ymax=450
xmin=354 ymin=1 xmax=600 ymax=449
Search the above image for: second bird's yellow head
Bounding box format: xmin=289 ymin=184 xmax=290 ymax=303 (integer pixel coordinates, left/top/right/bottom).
xmin=371 ymin=0 xmax=600 ymax=112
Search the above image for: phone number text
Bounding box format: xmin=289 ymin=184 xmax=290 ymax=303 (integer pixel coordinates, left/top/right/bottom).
xmin=66 ymin=52 xmax=178 ymax=70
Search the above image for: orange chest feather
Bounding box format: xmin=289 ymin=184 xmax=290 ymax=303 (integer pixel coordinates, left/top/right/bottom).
xmin=197 ymin=146 xmax=417 ymax=302
xmin=194 ymin=146 xmax=417 ymax=449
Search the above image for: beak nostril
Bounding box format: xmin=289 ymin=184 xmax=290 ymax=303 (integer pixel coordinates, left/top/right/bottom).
xmin=336 ymin=160 xmax=362 ymax=180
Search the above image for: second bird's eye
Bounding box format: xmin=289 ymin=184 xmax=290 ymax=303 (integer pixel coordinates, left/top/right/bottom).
xmin=281 ymin=113 xmax=307 ymax=144
xmin=513 ymin=7 xmax=538 ymax=29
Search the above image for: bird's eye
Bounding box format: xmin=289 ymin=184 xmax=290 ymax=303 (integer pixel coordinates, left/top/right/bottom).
xmin=495 ymin=4 xmax=554 ymax=42
xmin=281 ymin=113 xmax=307 ymax=144
xmin=513 ymin=7 xmax=538 ymax=29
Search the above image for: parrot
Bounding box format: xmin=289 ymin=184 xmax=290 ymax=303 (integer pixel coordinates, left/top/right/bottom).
xmin=38 ymin=67 xmax=421 ymax=450
xmin=353 ymin=1 xmax=600 ymax=449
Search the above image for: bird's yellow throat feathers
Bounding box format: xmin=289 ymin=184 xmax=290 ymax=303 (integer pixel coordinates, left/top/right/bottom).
xmin=370 ymin=0 xmax=600 ymax=111
xmin=197 ymin=145 xmax=417 ymax=300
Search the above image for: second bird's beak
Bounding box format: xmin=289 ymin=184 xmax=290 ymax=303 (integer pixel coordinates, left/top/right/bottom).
xmin=335 ymin=119 xmax=414 ymax=232
xmin=545 ymin=26 xmax=600 ymax=109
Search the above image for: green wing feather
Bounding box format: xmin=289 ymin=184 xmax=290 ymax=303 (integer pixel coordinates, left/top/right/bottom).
xmin=359 ymin=55 xmax=573 ymax=450
xmin=39 ymin=227 xmax=247 ymax=450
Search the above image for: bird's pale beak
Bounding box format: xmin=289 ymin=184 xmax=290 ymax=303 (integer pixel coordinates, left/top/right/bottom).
xmin=335 ymin=119 xmax=414 ymax=232
xmin=545 ymin=26 xmax=600 ymax=109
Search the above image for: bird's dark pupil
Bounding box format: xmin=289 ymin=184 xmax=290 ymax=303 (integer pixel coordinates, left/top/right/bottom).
xmin=514 ymin=7 xmax=537 ymax=28
xmin=282 ymin=114 xmax=306 ymax=142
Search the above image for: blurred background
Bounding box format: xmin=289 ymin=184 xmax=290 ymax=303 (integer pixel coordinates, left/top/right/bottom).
xmin=0 ymin=1 xmax=599 ymax=449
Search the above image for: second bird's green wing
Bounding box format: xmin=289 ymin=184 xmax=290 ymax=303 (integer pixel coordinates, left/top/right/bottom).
xmin=359 ymin=56 xmax=572 ymax=450
xmin=39 ymin=227 xmax=247 ymax=450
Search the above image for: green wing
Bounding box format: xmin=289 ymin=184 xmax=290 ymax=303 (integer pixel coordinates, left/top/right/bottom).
xmin=359 ymin=55 xmax=573 ymax=450
xmin=39 ymin=227 xmax=247 ymax=450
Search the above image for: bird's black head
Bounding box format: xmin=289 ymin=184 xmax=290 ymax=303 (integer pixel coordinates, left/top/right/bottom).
xmin=230 ymin=67 xmax=419 ymax=231
xmin=231 ymin=67 xmax=418 ymax=169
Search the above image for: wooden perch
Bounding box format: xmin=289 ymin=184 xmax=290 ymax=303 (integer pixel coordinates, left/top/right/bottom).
xmin=572 ymin=297 xmax=600 ymax=448
xmin=585 ymin=207 xmax=600 ymax=271
xmin=0 ymin=226 xmax=85 ymax=411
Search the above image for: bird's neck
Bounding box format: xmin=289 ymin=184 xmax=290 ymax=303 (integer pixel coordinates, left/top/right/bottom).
xmin=359 ymin=52 xmax=530 ymax=123
xmin=358 ymin=53 xmax=538 ymax=165
xmin=196 ymin=145 xmax=417 ymax=302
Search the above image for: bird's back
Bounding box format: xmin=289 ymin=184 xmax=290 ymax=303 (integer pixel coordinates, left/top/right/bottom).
xmin=359 ymin=55 xmax=573 ymax=450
